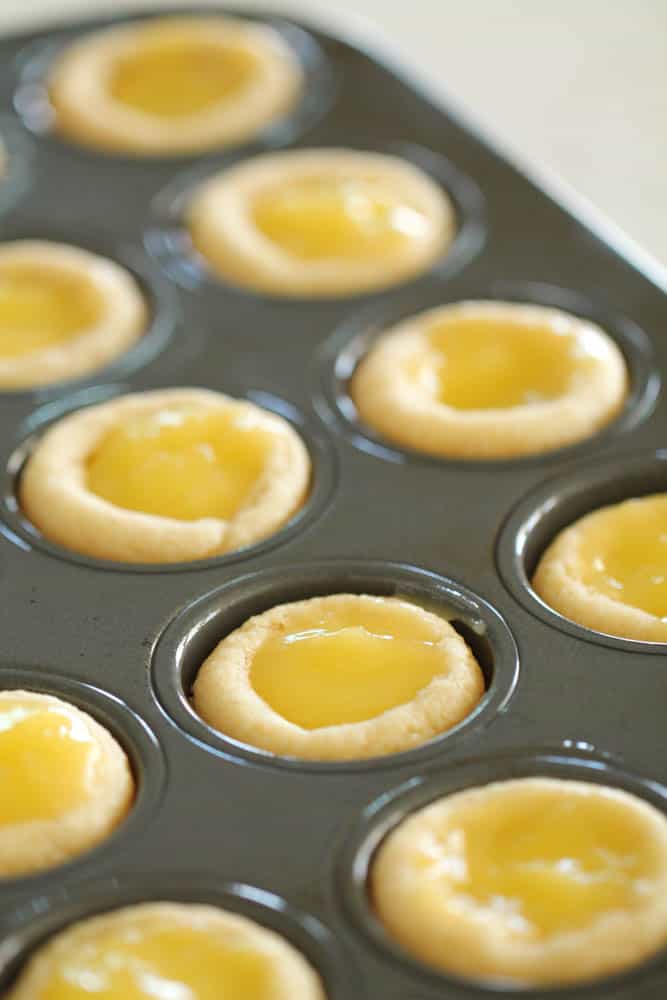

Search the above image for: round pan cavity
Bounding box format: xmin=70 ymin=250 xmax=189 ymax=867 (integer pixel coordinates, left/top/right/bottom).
xmin=336 ymin=748 xmax=667 ymax=998
xmin=1 ymin=387 xmax=337 ymax=573
xmin=0 ymin=874 xmax=357 ymax=1000
xmin=312 ymin=280 xmax=658 ymax=466
xmin=0 ymin=115 xmax=33 ymax=217
xmin=11 ymin=18 xmax=335 ymax=163
xmin=150 ymin=559 xmax=518 ymax=772
xmin=0 ymin=665 xmax=165 ymax=896
xmin=144 ymin=140 xmax=485 ymax=300
xmin=497 ymin=450 xmax=667 ymax=652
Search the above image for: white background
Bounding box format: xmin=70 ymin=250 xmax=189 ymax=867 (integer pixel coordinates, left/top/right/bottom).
xmin=2 ymin=0 xmax=666 ymax=269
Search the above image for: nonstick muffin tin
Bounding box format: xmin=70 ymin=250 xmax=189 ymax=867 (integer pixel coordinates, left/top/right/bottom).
xmin=1 ymin=6 xmax=667 ymax=999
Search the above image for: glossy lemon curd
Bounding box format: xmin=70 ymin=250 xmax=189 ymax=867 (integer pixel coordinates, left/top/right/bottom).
xmin=37 ymin=920 xmax=271 ymax=1000
xmin=409 ymin=314 xmax=597 ymax=411
xmin=252 ymin=177 xmax=430 ymax=261
xmin=250 ymin=602 xmax=447 ymax=728
xmin=416 ymin=787 xmax=656 ymax=938
xmin=0 ymin=697 xmax=96 ymax=825
xmin=87 ymin=406 xmax=272 ymax=521
xmin=0 ymin=263 xmax=101 ymax=359
xmin=578 ymin=495 xmax=667 ymax=620
xmin=109 ymin=35 xmax=259 ymax=118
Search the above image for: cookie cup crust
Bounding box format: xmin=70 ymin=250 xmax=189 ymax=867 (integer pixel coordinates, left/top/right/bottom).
xmin=0 ymin=241 xmax=147 ymax=390
xmin=351 ymin=301 xmax=628 ymax=459
xmin=0 ymin=690 xmax=133 ymax=879
xmin=371 ymin=777 xmax=667 ymax=987
xmin=532 ymin=494 xmax=667 ymax=642
xmin=19 ymin=388 xmax=311 ymax=564
xmin=49 ymin=17 xmax=303 ymax=156
xmin=5 ymin=902 xmax=326 ymax=1000
xmin=192 ymin=594 xmax=485 ymax=761
xmin=188 ymin=149 xmax=454 ymax=298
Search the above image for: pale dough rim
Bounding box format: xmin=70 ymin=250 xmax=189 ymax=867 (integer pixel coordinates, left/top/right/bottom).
xmin=192 ymin=593 xmax=485 ymax=761
xmin=0 ymin=690 xmax=134 ymax=879
xmin=5 ymin=901 xmax=326 ymax=1000
xmin=532 ymin=493 xmax=667 ymax=642
xmin=0 ymin=240 xmax=147 ymax=390
xmin=19 ymin=388 xmax=311 ymax=564
xmin=350 ymin=300 xmax=629 ymax=459
xmin=187 ymin=149 xmax=455 ymax=298
xmin=48 ymin=15 xmax=303 ymax=156
xmin=371 ymin=776 xmax=667 ymax=986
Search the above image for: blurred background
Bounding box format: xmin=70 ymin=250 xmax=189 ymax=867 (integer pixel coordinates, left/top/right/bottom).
xmin=2 ymin=0 xmax=665 ymax=269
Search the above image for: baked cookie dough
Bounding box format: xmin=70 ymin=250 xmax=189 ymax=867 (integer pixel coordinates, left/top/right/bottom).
xmin=5 ymin=901 xmax=326 ymax=1000
xmin=0 ymin=240 xmax=147 ymax=390
xmin=371 ymin=777 xmax=667 ymax=987
xmin=20 ymin=388 xmax=310 ymax=564
xmin=351 ymin=300 xmax=628 ymax=459
xmin=187 ymin=149 xmax=454 ymax=298
xmin=193 ymin=593 xmax=485 ymax=760
xmin=0 ymin=690 xmax=133 ymax=879
xmin=533 ymin=493 xmax=667 ymax=642
xmin=48 ymin=16 xmax=303 ymax=156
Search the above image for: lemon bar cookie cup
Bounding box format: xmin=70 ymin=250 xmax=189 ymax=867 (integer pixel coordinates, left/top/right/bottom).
xmin=0 ymin=227 xmax=178 ymax=396
xmin=0 ymin=666 xmax=164 ymax=889
xmin=8 ymin=388 xmax=332 ymax=568
xmin=0 ymin=874 xmax=358 ymax=1000
xmin=13 ymin=16 xmax=333 ymax=159
xmin=315 ymin=283 xmax=657 ymax=464
xmin=338 ymin=749 xmax=667 ymax=990
xmin=146 ymin=141 xmax=485 ymax=300
xmin=498 ymin=450 xmax=667 ymax=651
xmin=151 ymin=560 xmax=518 ymax=770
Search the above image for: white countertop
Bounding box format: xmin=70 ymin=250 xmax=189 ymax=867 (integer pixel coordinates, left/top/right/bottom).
xmin=2 ymin=0 xmax=666 ymax=271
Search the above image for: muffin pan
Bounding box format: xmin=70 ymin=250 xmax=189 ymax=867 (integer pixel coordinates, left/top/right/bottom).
xmin=1 ymin=6 xmax=667 ymax=999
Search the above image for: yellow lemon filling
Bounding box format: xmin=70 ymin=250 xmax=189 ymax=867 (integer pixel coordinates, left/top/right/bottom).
xmin=0 ymin=263 xmax=102 ymax=359
xmin=407 ymin=313 xmax=599 ymax=411
xmin=0 ymin=696 xmax=97 ymax=825
xmin=250 ymin=601 xmax=448 ymax=728
xmin=35 ymin=917 xmax=271 ymax=1000
xmin=577 ymin=495 xmax=667 ymax=620
xmin=87 ymin=406 xmax=272 ymax=521
xmin=108 ymin=34 xmax=260 ymax=118
xmin=410 ymin=785 xmax=657 ymax=938
xmin=252 ymin=177 xmax=431 ymax=261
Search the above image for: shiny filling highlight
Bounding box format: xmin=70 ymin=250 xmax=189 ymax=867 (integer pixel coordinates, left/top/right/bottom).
xmin=86 ymin=406 xmax=272 ymax=521
xmin=250 ymin=601 xmax=447 ymax=728
xmin=407 ymin=313 xmax=600 ymax=410
xmin=252 ymin=176 xmax=431 ymax=261
xmin=0 ymin=262 xmax=102 ymax=359
xmin=37 ymin=918 xmax=271 ymax=1000
xmin=0 ymin=697 xmax=97 ymax=825
xmin=412 ymin=786 xmax=656 ymax=938
xmin=578 ymin=495 xmax=667 ymax=620
xmin=109 ymin=35 xmax=259 ymax=118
